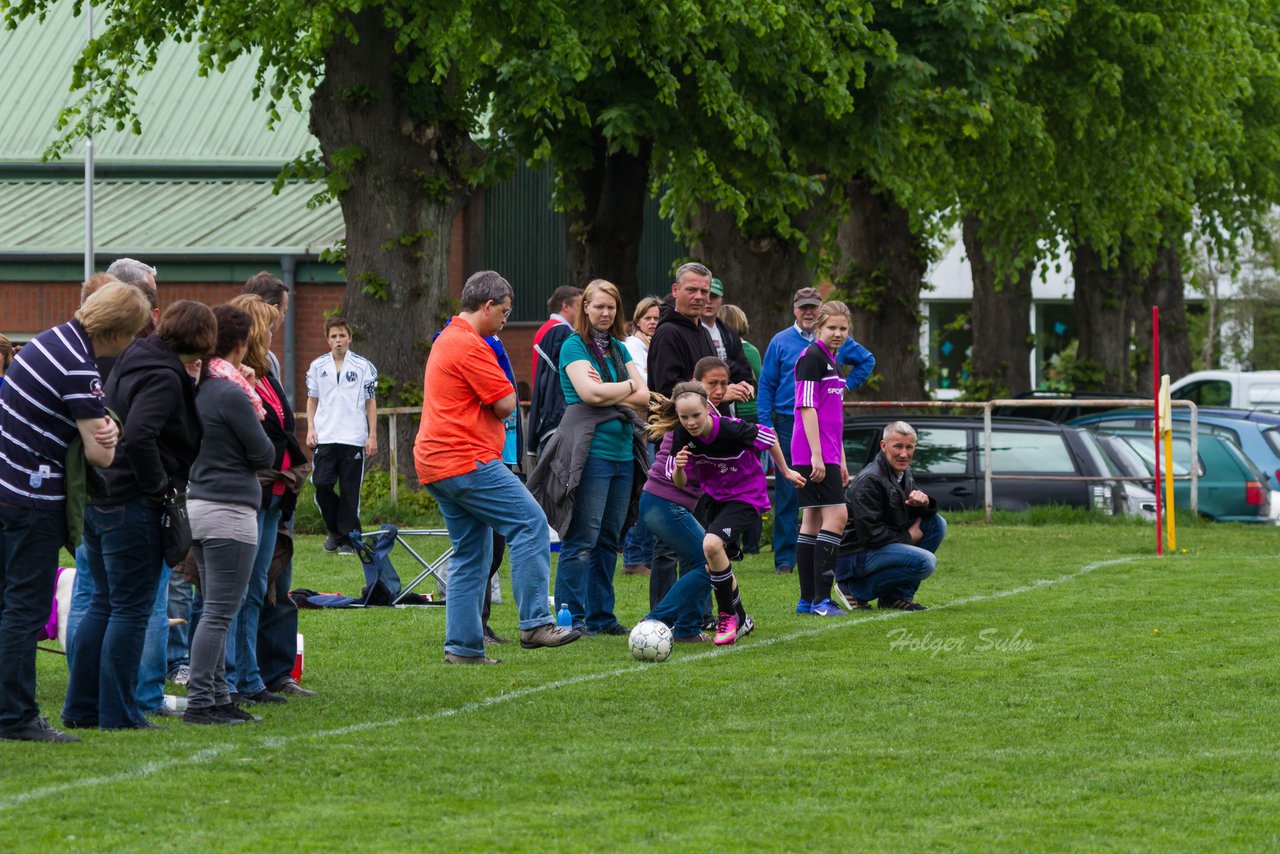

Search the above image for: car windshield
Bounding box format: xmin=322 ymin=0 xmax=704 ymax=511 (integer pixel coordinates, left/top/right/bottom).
xmin=1076 ymin=430 xmax=1119 ymax=476
xmin=1096 ymin=434 xmax=1149 ymax=478
xmin=1115 ymin=435 xmax=1201 ymax=476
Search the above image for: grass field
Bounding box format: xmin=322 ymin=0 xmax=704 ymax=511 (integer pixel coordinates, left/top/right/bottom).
xmin=6 ymin=515 xmax=1280 ymax=852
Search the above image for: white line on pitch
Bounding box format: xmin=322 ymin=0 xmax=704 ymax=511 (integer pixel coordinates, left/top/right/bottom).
xmin=0 ymin=555 xmax=1138 ymax=812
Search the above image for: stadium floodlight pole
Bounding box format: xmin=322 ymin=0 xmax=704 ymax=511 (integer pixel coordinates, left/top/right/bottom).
xmin=83 ymin=2 xmax=94 ymax=281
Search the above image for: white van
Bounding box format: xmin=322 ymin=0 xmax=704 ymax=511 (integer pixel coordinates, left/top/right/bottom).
xmin=1169 ymin=371 xmax=1280 ymax=411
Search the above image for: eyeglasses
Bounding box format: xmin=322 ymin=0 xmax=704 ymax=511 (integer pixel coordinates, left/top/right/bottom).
xmin=491 ymin=301 xmax=512 ymax=319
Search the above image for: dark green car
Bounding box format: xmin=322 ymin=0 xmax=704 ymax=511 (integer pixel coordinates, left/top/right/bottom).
xmin=1090 ymin=428 xmax=1272 ymax=523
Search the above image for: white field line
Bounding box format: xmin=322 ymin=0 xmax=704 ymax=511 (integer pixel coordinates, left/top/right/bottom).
xmin=0 ymin=555 xmax=1138 ymax=812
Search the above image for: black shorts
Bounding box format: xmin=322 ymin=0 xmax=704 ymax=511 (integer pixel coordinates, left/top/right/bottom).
xmin=796 ymin=464 xmax=844 ymax=508
xmin=698 ymin=499 xmax=759 ymax=544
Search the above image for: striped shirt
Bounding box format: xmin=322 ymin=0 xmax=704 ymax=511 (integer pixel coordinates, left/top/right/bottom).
xmin=791 ymin=340 xmax=845 ymax=467
xmin=0 ymin=320 xmax=106 ymax=506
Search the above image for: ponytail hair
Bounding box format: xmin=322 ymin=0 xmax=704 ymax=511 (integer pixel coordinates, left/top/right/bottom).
xmin=646 ymin=381 xmax=709 ymax=441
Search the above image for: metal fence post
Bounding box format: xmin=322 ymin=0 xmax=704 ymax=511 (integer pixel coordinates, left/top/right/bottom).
xmin=983 ymin=402 xmax=993 ymax=523
xmin=389 ymin=410 xmax=399 ymax=508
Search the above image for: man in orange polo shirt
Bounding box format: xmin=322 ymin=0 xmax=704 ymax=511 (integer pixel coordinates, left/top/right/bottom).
xmin=415 ymin=271 xmax=582 ymax=664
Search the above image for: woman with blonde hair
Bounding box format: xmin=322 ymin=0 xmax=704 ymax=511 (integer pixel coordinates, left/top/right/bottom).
xmin=222 ymin=294 xmax=304 ymax=705
xmin=552 ymin=279 xmax=649 ymax=635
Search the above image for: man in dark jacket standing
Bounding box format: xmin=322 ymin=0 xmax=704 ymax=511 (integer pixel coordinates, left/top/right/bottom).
xmin=835 ymin=421 xmax=946 ymax=612
xmin=648 ymin=262 xmax=719 ymax=398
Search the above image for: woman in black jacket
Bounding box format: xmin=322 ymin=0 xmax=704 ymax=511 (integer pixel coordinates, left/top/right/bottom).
xmin=62 ymin=301 xmax=216 ymax=730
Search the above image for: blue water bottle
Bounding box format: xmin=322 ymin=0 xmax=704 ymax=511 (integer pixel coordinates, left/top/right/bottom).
xmin=556 ymin=604 xmax=572 ymax=628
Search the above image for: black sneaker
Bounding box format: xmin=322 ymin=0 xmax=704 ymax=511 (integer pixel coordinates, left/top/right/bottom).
xmin=242 ymin=689 xmax=287 ymax=705
xmin=1 ymin=716 xmax=81 ymax=743
xmin=599 ymin=623 xmax=630 ymax=636
xmin=217 ymin=703 xmax=262 ymax=723
xmin=61 ymin=717 xmax=98 ymax=730
xmin=879 ymin=598 xmax=928 ymax=611
xmin=323 ymin=534 xmax=338 ymax=553
xmin=833 ymin=582 xmax=872 ymax=611
xmin=183 ymin=705 xmax=244 ymax=726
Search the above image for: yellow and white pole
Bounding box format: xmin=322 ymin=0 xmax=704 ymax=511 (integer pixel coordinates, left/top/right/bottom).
xmin=1159 ymin=375 xmax=1176 ymax=551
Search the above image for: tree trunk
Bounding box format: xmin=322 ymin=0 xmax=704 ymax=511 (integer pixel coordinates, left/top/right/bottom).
xmin=833 ymin=176 xmax=928 ymax=400
xmin=1071 ymin=242 xmax=1134 ymax=391
xmin=1130 ymin=241 xmax=1192 ymax=394
xmin=310 ymin=10 xmax=483 ymax=479
xmin=563 ymin=133 xmax=652 ymax=308
xmin=963 ymin=213 xmax=1033 ymax=397
xmin=689 ymin=205 xmax=818 ymax=343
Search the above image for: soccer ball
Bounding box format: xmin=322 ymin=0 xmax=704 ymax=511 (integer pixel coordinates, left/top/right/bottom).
xmin=629 ymin=620 xmax=674 ymax=663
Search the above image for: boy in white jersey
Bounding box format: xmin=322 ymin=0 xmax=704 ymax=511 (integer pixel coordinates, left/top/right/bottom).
xmin=306 ymin=316 xmax=378 ymax=554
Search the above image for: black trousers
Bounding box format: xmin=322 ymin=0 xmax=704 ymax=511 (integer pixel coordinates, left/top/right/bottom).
xmin=312 ymin=443 xmax=366 ymax=544
xmin=0 ymin=503 xmax=65 ymax=733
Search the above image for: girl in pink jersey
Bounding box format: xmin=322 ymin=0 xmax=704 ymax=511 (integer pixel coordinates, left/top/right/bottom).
xmin=792 ymin=301 xmax=852 ymax=616
xmin=648 ymin=381 xmax=805 ymax=644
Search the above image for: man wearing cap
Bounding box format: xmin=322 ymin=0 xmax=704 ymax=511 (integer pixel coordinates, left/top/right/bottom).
xmin=758 ymin=288 xmax=822 ymax=573
xmin=701 ymin=278 xmax=756 ymax=410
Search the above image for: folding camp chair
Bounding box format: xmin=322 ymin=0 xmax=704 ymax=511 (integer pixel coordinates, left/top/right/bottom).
xmin=350 ymin=525 xmax=451 ymax=606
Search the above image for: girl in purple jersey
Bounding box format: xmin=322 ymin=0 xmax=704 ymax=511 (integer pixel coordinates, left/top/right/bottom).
xmin=792 ymin=300 xmax=852 ymax=616
xmin=649 ymin=381 xmax=806 ymax=644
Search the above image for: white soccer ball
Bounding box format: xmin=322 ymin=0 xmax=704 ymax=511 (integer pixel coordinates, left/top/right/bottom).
xmin=629 ymin=619 xmax=674 ymax=663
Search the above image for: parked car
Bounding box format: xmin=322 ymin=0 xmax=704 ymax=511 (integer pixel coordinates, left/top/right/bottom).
xmin=1068 ymin=407 xmax=1280 ymax=518
xmin=842 ymin=415 xmax=1127 ymax=514
xmin=1083 ymin=427 xmax=1272 ymax=523
xmin=1169 ymin=370 xmax=1280 ymax=412
xmin=991 ymin=390 xmax=1149 ymax=423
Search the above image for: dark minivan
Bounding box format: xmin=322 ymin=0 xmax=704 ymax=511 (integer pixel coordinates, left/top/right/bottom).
xmin=843 ymin=415 xmax=1124 ymax=513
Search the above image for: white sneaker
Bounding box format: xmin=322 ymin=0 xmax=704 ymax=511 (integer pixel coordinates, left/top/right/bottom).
xmin=163 ymin=694 xmax=189 ymax=713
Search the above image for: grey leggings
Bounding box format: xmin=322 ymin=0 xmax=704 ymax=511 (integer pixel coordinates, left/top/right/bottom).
xmin=188 ymin=538 xmax=257 ymax=710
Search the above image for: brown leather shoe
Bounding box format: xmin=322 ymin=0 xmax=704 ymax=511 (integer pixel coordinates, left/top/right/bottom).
xmin=622 ymin=564 xmax=651 ymax=576
xmin=271 ymin=678 xmax=317 ymax=697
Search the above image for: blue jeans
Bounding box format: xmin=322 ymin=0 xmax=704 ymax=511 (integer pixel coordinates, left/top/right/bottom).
xmin=135 ymin=562 xmax=171 ymax=714
xmin=554 ymin=456 xmax=632 ymax=632
xmin=638 ymin=492 xmax=711 ymax=638
xmin=0 ymin=502 xmax=65 ymax=734
xmin=167 ymin=570 xmax=193 ymax=672
xmin=225 ymin=494 xmax=281 ymax=696
xmin=255 ymin=514 xmax=297 ymax=690
xmin=771 ymin=414 xmax=798 ymax=569
xmin=622 ymin=446 xmax=657 ymax=567
xmin=66 ymin=542 xmax=94 ymax=652
xmin=426 ymin=460 xmax=555 ymax=658
xmin=836 ymin=514 xmax=947 ymax=602
xmin=63 ymin=499 xmax=164 ymax=729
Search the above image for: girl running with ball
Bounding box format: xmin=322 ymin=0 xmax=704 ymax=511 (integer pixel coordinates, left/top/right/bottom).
xmin=792 ymin=300 xmax=852 ymax=616
xmin=646 ymin=379 xmax=806 ymax=644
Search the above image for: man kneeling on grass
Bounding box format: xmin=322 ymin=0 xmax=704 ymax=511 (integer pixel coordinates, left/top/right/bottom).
xmin=833 ymin=421 xmax=945 ymax=612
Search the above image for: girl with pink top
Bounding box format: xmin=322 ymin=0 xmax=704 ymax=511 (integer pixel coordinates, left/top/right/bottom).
xmin=792 ymin=301 xmax=852 ymax=616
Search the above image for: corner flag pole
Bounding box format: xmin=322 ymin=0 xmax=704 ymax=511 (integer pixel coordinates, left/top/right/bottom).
xmin=1152 ymin=306 xmax=1163 ymax=556
xmin=1160 ymin=374 xmax=1176 ymax=551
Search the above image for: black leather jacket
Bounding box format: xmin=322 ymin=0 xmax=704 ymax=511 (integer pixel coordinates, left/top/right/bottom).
xmin=842 ymin=452 xmax=938 ymax=552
